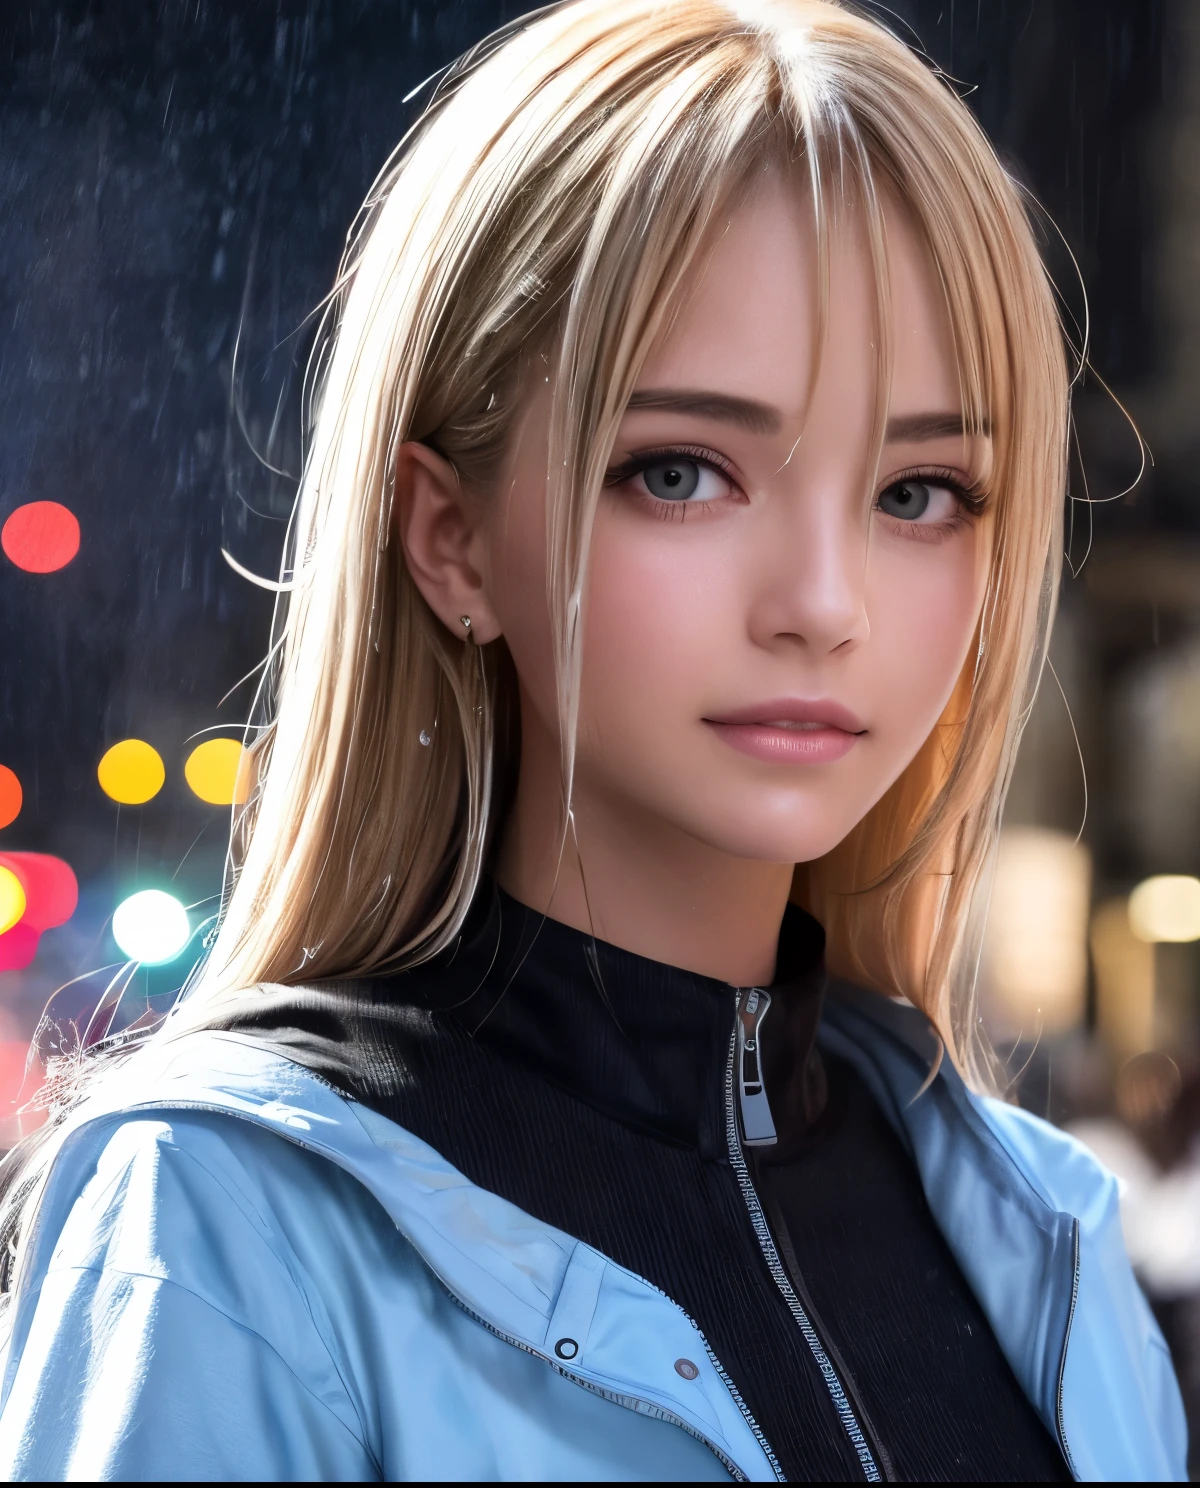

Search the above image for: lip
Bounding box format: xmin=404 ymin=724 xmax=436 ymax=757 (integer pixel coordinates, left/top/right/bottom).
xmin=705 ymin=698 xmax=866 ymax=732
xmin=703 ymin=698 xmax=867 ymax=765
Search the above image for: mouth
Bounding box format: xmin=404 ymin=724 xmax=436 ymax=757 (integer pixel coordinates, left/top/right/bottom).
xmin=702 ymin=699 xmax=866 ymax=765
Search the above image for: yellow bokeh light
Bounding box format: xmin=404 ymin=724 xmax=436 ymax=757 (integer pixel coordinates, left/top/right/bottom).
xmin=97 ymin=739 xmax=165 ymax=805
xmin=1129 ymin=875 xmax=1200 ymax=944
xmin=0 ymin=866 xmax=26 ymax=936
xmin=184 ymin=738 xmax=250 ymax=806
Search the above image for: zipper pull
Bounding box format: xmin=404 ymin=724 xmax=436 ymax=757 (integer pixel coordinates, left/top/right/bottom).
xmin=736 ymin=988 xmax=777 ymax=1146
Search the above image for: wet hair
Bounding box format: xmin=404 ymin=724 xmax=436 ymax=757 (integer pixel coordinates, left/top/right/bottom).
xmin=0 ymin=0 xmax=1068 ymax=1303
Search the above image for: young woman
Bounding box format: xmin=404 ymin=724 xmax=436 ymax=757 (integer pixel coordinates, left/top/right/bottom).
xmin=0 ymin=0 xmax=1185 ymax=1480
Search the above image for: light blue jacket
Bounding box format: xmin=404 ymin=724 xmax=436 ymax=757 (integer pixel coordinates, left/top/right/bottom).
xmin=0 ymin=987 xmax=1187 ymax=1481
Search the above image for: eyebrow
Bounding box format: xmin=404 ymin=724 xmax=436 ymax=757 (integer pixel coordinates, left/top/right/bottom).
xmin=627 ymin=391 xmax=990 ymax=444
xmin=625 ymin=388 xmax=782 ymax=435
xmin=886 ymin=411 xmax=990 ymax=441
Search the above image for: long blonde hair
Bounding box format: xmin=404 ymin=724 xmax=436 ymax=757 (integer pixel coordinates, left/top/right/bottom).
xmin=195 ymin=0 xmax=1067 ymax=1081
xmin=1 ymin=0 xmax=1069 ymax=1289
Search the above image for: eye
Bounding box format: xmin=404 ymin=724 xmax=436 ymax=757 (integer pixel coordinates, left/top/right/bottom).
xmin=635 ymin=457 xmax=729 ymax=503
xmin=876 ymin=478 xmax=960 ymax=523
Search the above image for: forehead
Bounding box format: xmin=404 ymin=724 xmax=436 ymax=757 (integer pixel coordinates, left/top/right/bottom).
xmin=637 ymin=174 xmax=961 ymax=426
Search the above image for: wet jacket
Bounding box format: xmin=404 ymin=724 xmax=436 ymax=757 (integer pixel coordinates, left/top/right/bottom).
xmin=0 ymin=973 xmax=1186 ymax=1482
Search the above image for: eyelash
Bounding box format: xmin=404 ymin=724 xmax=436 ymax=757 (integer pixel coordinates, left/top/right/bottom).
xmin=603 ymin=445 xmax=741 ymax=521
xmin=603 ymin=450 xmax=990 ymax=531
xmin=877 ymin=466 xmax=989 ymax=543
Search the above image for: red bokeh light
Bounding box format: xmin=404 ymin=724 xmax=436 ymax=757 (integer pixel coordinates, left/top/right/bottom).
xmin=1 ymin=501 xmax=80 ymax=573
xmin=0 ymin=853 xmax=79 ymax=930
xmin=0 ymin=853 xmax=78 ymax=972
xmin=0 ymin=923 xmax=38 ymax=973
xmin=0 ymin=765 xmax=20 ymax=829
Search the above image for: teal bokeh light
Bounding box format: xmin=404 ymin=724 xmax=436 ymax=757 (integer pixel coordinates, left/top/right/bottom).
xmin=112 ymin=890 xmax=190 ymax=965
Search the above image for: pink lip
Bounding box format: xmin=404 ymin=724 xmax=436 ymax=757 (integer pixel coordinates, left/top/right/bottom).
xmin=703 ymin=698 xmax=866 ymax=765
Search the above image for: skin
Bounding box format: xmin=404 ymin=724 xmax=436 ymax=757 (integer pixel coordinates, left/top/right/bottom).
xmin=398 ymin=176 xmax=992 ymax=987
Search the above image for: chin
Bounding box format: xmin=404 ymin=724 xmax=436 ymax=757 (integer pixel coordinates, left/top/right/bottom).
xmin=679 ymin=798 xmax=857 ymax=867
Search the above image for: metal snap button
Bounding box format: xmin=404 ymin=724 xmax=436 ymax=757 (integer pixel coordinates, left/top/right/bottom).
xmin=554 ymin=1337 xmax=579 ymax=1360
xmin=674 ymin=1357 xmax=699 ymax=1380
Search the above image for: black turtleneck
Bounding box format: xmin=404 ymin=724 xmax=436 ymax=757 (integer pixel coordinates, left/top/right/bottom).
xmin=217 ymin=887 xmax=1070 ymax=1483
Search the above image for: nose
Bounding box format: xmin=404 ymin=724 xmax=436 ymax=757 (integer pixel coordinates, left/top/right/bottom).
xmin=747 ymin=476 xmax=871 ymax=658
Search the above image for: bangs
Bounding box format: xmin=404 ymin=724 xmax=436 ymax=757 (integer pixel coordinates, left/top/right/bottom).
xmin=198 ymin=0 xmax=1066 ymax=1084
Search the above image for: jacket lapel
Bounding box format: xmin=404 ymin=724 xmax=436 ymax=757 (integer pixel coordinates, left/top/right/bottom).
xmin=22 ymin=1031 xmax=779 ymax=1482
xmin=820 ymin=983 xmax=1186 ymax=1482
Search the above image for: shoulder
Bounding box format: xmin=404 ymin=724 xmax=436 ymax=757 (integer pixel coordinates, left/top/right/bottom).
xmin=972 ymin=1093 xmax=1123 ymax=1233
xmin=823 ymin=981 xmax=1123 ymax=1230
xmin=24 ymin=1032 xmax=428 ymax=1321
xmin=11 ymin=1033 xmax=444 ymax=1392
xmin=0 ymin=1102 xmax=395 ymax=1479
xmin=46 ymin=1104 xmax=399 ymax=1293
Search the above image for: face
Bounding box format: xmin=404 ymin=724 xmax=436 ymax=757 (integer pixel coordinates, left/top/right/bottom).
xmin=484 ymin=176 xmax=992 ymax=878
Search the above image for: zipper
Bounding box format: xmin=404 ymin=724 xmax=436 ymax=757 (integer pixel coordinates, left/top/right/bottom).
xmin=725 ymin=990 xmax=886 ymax=1484
xmin=759 ymin=1183 xmax=896 ymax=1483
xmin=736 ymin=988 xmax=778 ymax=1145
xmin=1053 ymin=1219 xmax=1081 ymax=1480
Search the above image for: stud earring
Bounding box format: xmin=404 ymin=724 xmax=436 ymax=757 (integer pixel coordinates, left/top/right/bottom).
xmin=459 ymin=615 xmax=472 ymax=635
xmin=419 ymin=730 xmax=432 ymax=747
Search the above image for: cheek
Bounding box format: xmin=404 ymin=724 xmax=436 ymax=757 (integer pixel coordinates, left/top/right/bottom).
xmin=867 ymin=532 xmax=984 ymax=738
xmin=580 ymin=510 xmax=735 ymax=742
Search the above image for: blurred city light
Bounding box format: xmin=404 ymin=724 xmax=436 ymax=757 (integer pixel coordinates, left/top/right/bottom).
xmin=982 ymin=827 xmax=1091 ymax=1037
xmin=97 ymin=739 xmax=165 ymax=806
xmin=0 ymin=853 xmax=77 ymax=931
xmin=0 ymin=852 xmax=78 ymax=973
xmin=1091 ymin=898 xmax=1156 ymax=1059
xmin=1129 ymin=875 xmax=1200 ymax=944
xmin=0 ymin=867 xmax=26 ymax=937
xmin=0 ymin=500 xmax=80 ymax=573
xmin=0 ymin=764 xmax=21 ymax=829
xmin=184 ymin=738 xmax=250 ymax=806
xmin=111 ymin=890 xmax=189 ymax=964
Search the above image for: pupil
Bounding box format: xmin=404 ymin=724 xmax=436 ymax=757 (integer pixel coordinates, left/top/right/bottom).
xmin=643 ymin=458 xmax=700 ymax=502
xmin=880 ymin=479 xmax=930 ymax=520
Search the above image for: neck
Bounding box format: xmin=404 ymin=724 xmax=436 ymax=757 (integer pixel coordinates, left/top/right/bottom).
xmin=494 ymin=707 xmax=794 ymax=987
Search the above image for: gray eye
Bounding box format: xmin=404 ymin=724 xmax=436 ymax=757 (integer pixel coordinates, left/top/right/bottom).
xmin=878 ymin=480 xmax=931 ymax=520
xmin=643 ymin=458 xmax=700 ymax=501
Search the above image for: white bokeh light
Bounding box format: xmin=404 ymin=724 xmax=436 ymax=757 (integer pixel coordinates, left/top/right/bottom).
xmin=112 ymin=890 xmax=190 ymax=965
xmin=1129 ymin=875 xmax=1200 ymax=944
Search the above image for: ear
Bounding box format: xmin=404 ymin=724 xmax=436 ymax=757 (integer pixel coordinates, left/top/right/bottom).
xmin=394 ymin=441 xmax=502 ymax=643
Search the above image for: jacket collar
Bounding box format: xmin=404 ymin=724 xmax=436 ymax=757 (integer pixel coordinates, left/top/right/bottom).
xmin=19 ymin=1029 xmax=780 ymax=1482
xmin=814 ymin=983 xmax=1185 ymax=1481
xmin=358 ymin=883 xmax=828 ymax=1152
xmin=24 ymin=1001 xmax=1185 ymax=1483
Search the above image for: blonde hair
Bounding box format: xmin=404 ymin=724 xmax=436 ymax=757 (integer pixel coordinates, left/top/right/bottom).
xmin=0 ymin=0 xmax=1073 ymax=1309
xmin=0 ymin=3 xmax=1071 ymax=1299
xmin=181 ymin=0 xmax=1067 ymax=1089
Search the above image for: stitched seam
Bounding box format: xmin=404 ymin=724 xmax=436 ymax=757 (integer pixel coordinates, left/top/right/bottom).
xmin=55 ymin=1122 xmax=376 ymax=1457
xmin=47 ymin=1262 xmax=382 ymax=1476
xmin=152 ymin=1125 xmax=368 ymax=1403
